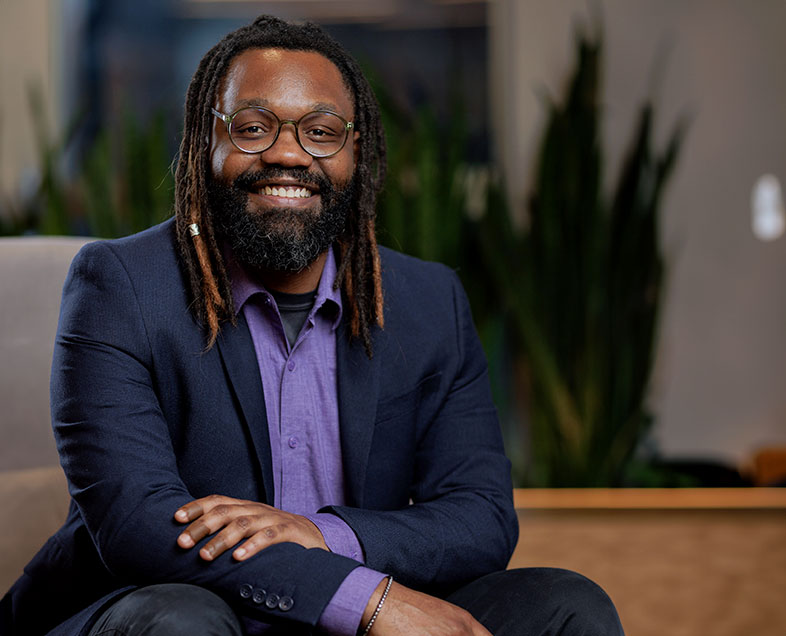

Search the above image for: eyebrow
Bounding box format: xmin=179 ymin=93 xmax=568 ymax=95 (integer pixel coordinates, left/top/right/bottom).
xmin=233 ymin=97 xmax=270 ymax=109
xmin=230 ymin=98 xmax=350 ymax=117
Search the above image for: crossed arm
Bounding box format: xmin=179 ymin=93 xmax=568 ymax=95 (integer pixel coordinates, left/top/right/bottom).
xmin=173 ymin=494 xmax=491 ymax=635
xmin=54 ymin=241 xmax=511 ymax=634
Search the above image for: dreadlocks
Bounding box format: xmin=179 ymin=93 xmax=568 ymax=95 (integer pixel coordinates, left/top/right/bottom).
xmin=174 ymin=15 xmax=387 ymax=356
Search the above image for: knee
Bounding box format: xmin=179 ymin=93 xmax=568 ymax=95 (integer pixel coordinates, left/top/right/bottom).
xmin=447 ymin=568 xmax=624 ymax=636
xmin=521 ymin=568 xmax=624 ymax=635
xmin=90 ymin=583 xmax=243 ymax=636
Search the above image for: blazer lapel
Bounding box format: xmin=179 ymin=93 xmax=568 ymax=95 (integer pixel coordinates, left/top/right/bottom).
xmin=336 ymin=322 xmax=381 ymax=508
xmin=216 ymin=314 xmax=275 ymax=503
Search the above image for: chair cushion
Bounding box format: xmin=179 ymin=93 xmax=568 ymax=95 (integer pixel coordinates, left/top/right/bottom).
xmin=0 ymin=466 xmax=70 ymax=592
xmin=0 ymin=236 xmax=92 ymax=471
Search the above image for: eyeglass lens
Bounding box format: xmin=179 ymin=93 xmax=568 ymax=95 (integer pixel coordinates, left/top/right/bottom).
xmin=229 ymin=108 xmax=348 ymax=157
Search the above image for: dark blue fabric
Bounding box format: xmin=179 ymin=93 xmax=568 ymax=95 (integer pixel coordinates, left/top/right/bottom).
xmin=2 ymin=218 xmax=517 ymax=635
xmin=448 ymin=568 xmax=625 ymax=635
xmin=83 ymin=569 xmax=625 ymax=636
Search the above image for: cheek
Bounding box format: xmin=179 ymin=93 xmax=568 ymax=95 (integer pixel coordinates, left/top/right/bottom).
xmin=210 ymin=144 xmax=245 ymax=183
xmin=328 ymin=149 xmax=357 ymax=186
xmin=210 ymin=145 xmax=227 ymax=180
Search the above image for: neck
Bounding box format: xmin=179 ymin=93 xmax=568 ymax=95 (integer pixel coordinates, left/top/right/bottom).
xmin=250 ymin=250 xmax=328 ymax=293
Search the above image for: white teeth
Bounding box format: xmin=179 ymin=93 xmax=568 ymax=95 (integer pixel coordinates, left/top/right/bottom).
xmin=263 ymin=185 xmax=312 ymax=198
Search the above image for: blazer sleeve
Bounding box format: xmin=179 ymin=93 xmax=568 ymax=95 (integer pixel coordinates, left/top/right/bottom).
xmin=325 ymin=266 xmax=519 ymax=594
xmin=50 ymin=241 xmax=359 ymax=628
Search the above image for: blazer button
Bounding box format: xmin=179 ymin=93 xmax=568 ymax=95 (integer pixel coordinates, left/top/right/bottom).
xmin=278 ymin=596 xmax=294 ymax=612
xmin=252 ymin=589 xmax=267 ymax=605
xmin=239 ymin=584 xmax=253 ymax=599
xmin=265 ymin=593 xmax=280 ymax=609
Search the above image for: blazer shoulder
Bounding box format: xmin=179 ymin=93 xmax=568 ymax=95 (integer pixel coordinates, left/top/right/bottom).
xmin=77 ymin=217 xmax=176 ymax=261
xmin=71 ymin=218 xmax=180 ymax=281
xmin=64 ymin=218 xmax=191 ymax=334
xmin=377 ymin=246 xmax=459 ymax=296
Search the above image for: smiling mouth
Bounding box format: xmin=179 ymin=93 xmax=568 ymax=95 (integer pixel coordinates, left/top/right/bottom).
xmin=258 ymin=185 xmax=314 ymax=199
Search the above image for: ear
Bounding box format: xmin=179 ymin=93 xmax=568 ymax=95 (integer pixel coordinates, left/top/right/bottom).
xmin=352 ymin=130 xmax=360 ymax=169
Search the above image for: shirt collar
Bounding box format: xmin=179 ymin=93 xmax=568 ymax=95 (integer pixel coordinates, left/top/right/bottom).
xmin=227 ymin=245 xmax=343 ymax=330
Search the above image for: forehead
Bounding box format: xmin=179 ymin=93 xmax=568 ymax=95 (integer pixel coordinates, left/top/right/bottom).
xmin=218 ymin=48 xmax=354 ymax=116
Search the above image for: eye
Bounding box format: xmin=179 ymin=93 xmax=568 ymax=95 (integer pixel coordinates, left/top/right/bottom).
xmin=230 ymin=108 xmax=276 ymax=138
xmin=307 ymin=126 xmax=338 ymax=139
xmin=233 ymin=121 xmax=270 ymax=137
xmin=300 ymin=114 xmax=344 ymax=143
xmin=300 ymin=123 xmax=344 ymax=143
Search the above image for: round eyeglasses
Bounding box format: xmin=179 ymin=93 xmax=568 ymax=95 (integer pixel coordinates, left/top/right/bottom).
xmin=212 ymin=106 xmax=354 ymax=158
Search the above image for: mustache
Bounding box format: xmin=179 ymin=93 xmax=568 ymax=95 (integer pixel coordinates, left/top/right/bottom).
xmin=233 ymin=168 xmax=333 ymax=193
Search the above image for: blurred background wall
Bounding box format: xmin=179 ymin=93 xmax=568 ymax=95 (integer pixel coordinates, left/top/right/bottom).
xmin=0 ymin=1 xmax=59 ymax=203
xmin=490 ymin=0 xmax=786 ymax=468
xmin=1 ymin=0 xmax=784 ymax=474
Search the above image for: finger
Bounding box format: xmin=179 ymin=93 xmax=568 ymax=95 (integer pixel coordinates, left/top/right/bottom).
xmin=177 ymin=520 xmax=210 ymax=548
xmin=473 ymin=620 xmax=494 ymax=636
xmin=199 ymin=515 xmax=256 ymax=561
xmin=174 ymin=502 xmax=202 ymax=523
xmin=175 ymin=493 xmax=239 ymax=523
xmin=232 ymin=525 xmax=281 ymax=560
xmin=177 ymin=502 xmax=240 ymax=548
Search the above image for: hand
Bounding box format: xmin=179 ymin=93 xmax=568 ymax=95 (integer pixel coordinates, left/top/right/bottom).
xmin=174 ymin=494 xmax=328 ymax=561
xmin=363 ymin=580 xmax=492 ymax=636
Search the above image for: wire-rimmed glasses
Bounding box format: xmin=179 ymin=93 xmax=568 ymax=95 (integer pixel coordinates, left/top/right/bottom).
xmin=212 ymin=106 xmax=354 ymax=158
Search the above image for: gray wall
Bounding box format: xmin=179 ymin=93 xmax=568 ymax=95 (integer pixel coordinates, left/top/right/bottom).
xmin=490 ymin=0 xmax=786 ymax=465
xmin=3 ymin=0 xmax=785 ymax=467
xmin=0 ymin=0 xmax=59 ymax=201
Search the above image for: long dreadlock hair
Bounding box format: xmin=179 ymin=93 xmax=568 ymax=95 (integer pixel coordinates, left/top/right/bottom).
xmin=174 ymin=15 xmax=386 ymax=356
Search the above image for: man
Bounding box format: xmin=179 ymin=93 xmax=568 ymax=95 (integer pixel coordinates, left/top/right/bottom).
xmin=1 ymin=15 xmax=623 ymax=636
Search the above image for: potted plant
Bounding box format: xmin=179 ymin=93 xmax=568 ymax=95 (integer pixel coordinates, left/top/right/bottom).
xmin=479 ymin=25 xmax=687 ymax=487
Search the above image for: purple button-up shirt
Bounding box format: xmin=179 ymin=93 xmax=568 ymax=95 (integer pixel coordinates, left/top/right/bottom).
xmin=228 ymin=248 xmax=385 ymax=635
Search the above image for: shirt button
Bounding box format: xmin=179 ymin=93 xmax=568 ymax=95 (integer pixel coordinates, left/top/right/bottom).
xmin=287 ymin=360 xmax=296 ymax=371
xmin=279 ymin=596 xmax=294 ymax=612
xmin=265 ymin=593 xmax=280 ymax=609
xmin=288 ymin=436 xmax=299 ymax=449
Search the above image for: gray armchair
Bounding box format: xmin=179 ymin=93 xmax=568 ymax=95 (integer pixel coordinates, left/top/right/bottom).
xmin=0 ymin=236 xmax=92 ymax=592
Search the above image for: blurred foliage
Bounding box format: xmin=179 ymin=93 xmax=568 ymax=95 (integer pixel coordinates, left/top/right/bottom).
xmin=477 ymin=26 xmax=687 ymax=486
xmin=375 ymin=81 xmax=468 ymax=267
xmin=370 ymin=70 xmax=528 ymax=482
xmin=3 ymin=33 xmax=687 ymax=486
xmin=371 ymin=67 xmax=508 ymax=333
xmin=370 ymin=28 xmax=686 ymax=486
xmin=0 ymin=86 xmax=174 ymax=237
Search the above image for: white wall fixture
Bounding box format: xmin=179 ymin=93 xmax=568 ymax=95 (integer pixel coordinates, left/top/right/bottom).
xmin=751 ymin=174 xmax=785 ymax=242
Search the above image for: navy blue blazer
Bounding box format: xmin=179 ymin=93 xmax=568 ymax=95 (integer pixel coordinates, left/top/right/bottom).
xmin=2 ymin=218 xmax=517 ymax=635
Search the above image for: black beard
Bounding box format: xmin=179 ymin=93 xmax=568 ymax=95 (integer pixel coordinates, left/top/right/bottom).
xmin=208 ymin=167 xmax=354 ymax=273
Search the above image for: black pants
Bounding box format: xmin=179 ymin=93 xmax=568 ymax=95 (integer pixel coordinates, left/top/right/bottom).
xmin=86 ymin=568 xmax=624 ymax=635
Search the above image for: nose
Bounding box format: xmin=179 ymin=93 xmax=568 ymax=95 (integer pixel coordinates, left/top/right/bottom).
xmin=259 ymin=121 xmax=313 ymax=168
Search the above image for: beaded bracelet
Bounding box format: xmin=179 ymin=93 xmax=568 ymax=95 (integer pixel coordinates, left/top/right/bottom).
xmin=360 ymin=575 xmax=394 ymax=636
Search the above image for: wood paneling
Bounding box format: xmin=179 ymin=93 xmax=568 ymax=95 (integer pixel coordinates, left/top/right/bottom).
xmin=510 ymin=489 xmax=786 ymax=636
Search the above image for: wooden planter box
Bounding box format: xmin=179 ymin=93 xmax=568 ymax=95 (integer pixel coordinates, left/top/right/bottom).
xmin=509 ymin=488 xmax=786 ymax=636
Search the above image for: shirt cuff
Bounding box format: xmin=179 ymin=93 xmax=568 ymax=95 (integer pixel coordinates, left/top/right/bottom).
xmin=307 ymin=512 xmax=365 ymax=562
xmin=317 ymin=567 xmax=387 ymax=636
